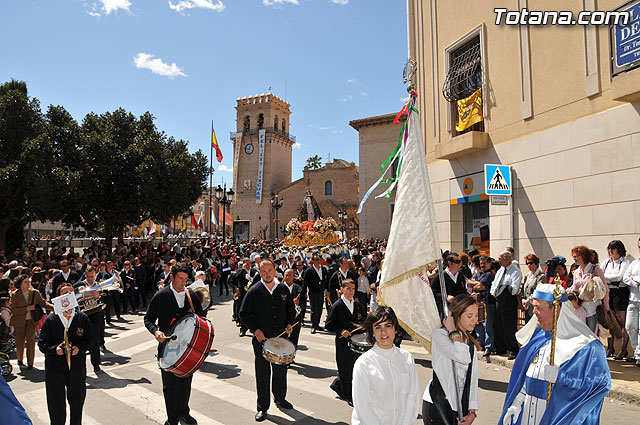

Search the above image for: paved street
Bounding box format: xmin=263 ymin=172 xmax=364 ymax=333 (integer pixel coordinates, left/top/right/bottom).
xmin=6 ymin=292 xmax=640 ymax=425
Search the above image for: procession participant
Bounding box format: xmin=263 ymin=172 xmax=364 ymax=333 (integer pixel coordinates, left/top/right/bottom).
xmin=500 ymin=284 xmax=611 ymax=425
xmin=352 ymin=306 xmax=420 ymax=425
xmin=466 ymin=255 xmax=494 ymax=356
xmin=50 ymin=259 xmax=79 ymax=299
xmin=520 ymin=254 xmax=545 ymax=323
xmin=423 ymin=295 xmax=479 ymax=425
xmin=303 ymin=254 xmax=328 ymax=334
xmin=73 ymin=265 xmax=104 ymax=371
xmin=10 ymin=274 xmax=53 ymax=369
xmin=232 ymin=260 xmax=251 ymax=337
xmin=293 ymin=260 xmax=307 ymax=327
xmin=325 ymin=278 xmax=365 ymax=406
xmin=144 ymin=262 xmax=204 ymax=425
xmin=491 ymin=251 xmax=523 ymax=360
xmin=120 ymin=260 xmax=136 ymax=314
xmin=39 ymin=284 xmax=93 ymax=425
xmin=101 ymin=260 xmax=121 ymax=321
xmin=328 ymin=257 xmax=356 ymax=305
xmin=569 ymin=245 xmax=609 ymax=333
xmin=431 ymin=252 xmax=467 ymax=319
xmin=238 ymin=259 xmax=295 ymax=422
xmin=281 ymin=268 xmax=304 ymax=349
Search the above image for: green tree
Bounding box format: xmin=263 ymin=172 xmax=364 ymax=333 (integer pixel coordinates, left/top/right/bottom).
xmin=305 ymin=155 xmax=322 ymax=170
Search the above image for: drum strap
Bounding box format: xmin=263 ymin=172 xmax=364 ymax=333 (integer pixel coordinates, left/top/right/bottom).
xmin=185 ymin=289 xmax=195 ymax=312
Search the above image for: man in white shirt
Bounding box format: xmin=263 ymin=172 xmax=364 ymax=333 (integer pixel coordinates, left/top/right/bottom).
xmin=491 ymin=251 xmax=522 ymax=360
xmin=623 ymin=237 xmax=640 ymax=367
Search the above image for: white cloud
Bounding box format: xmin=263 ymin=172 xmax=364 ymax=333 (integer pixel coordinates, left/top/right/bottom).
xmin=318 ymin=126 xmax=331 ymax=131
xmin=346 ymin=78 xmax=356 ymax=83
xmin=218 ymin=165 xmax=233 ymax=172
xmin=263 ymin=0 xmax=299 ymax=6
xmin=101 ymin=0 xmax=131 ymax=14
xmin=332 ymin=129 xmax=343 ymax=134
xmin=330 ymin=0 xmax=349 ymax=5
xmin=292 ymin=142 xmax=303 ymax=149
xmin=169 ymin=0 xmax=225 ymax=13
xmin=338 ymin=94 xmax=353 ymax=102
xmin=360 ymin=91 xmax=368 ymax=97
xmin=133 ymin=53 xmax=187 ymax=78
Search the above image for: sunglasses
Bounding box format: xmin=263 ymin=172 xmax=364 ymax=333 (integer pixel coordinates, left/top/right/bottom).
xmin=450 ymin=259 xmax=461 ymax=264
xmin=526 ymin=262 xmax=535 ymax=265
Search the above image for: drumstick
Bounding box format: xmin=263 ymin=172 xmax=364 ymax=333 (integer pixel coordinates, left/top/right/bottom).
xmin=162 ymin=334 xmax=178 ymax=341
xmin=271 ymin=321 xmax=300 ymax=340
xmin=339 ymin=325 xmax=365 ymax=339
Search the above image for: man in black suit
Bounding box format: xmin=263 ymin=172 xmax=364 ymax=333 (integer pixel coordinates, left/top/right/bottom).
xmin=38 ymin=284 xmax=93 ymax=425
xmin=324 ymin=278 xmax=364 ymax=406
xmin=133 ymin=257 xmax=147 ymax=308
xmin=293 ymin=260 xmax=307 ymax=327
xmin=431 ymin=252 xmax=468 ymax=319
xmin=144 ymin=263 xmax=205 ymax=425
xmin=239 ymin=259 xmax=295 ymax=422
xmin=282 ymin=268 xmax=305 ymax=348
xmin=73 ymin=265 xmax=104 ymax=372
xmin=232 ymin=260 xmax=251 ymax=336
xmin=51 ymin=259 xmax=80 ymax=298
xmin=328 ymin=257 xmax=356 ymax=304
xmin=303 ymin=254 xmax=328 ymax=334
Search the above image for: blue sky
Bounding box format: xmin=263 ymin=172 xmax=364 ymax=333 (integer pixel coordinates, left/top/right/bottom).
xmin=0 ymin=0 xmax=408 ymax=184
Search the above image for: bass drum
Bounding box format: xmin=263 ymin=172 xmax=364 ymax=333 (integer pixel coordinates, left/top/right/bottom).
xmin=158 ymin=313 xmax=214 ymax=378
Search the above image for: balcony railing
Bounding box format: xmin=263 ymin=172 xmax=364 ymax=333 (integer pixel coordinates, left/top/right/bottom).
xmin=230 ymin=127 xmax=296 ymax=143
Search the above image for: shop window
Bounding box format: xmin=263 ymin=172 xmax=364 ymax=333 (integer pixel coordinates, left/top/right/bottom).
xmin=462 ymin=200 xmax=489 ymax=254
xmin=325 ymin=181 xmax=333 ymax=195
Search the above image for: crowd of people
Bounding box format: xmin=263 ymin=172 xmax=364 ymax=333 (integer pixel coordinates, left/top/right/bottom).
xmin=0 ymin=234 xmax=638 ymax=424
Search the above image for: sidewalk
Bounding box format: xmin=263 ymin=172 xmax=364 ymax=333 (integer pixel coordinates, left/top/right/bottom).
xmin=488 ymin=353 xmax=640 ymax=406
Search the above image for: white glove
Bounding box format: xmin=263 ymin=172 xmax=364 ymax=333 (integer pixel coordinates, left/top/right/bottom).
xmin=543 ymin=364 xmax=559 ymax=384
xmin=503 ymin=405 xmax=521 ymax=425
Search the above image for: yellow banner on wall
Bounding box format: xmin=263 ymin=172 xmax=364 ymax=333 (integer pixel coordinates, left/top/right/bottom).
xmin=455 ymin=88 xmax=483 ymax=132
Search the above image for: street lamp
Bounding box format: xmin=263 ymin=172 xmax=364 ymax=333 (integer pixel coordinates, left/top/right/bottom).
xmin=215 ymin=184 xmax=235 ymax=243
xmin=270 ymin=192 xmax=284 ymax=240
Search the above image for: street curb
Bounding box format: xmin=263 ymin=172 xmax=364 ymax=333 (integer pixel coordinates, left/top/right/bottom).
xmin=485 ymin=355 xmax=640 ymax=406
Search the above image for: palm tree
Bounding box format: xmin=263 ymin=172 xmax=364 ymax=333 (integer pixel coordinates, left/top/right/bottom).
xmin=305 ymin=155 xmax=322 ymax=170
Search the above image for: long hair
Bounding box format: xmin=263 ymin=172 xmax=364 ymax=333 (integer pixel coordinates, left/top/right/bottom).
xmin=445 ymin=294 xmax=481 ymax=350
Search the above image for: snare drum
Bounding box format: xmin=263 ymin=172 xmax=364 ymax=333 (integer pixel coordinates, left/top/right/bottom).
xmin=262 ymin=337 xmax=296 ymax=365
xmin=348 ymin=333 xmax=373 ymax=354
xmin=158 ymin=312 xmax=215 ymax=378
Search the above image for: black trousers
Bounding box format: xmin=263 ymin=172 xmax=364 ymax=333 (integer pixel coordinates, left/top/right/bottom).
xmin=45 ymin=368 xmax=86 ymax=425
xmin=289 ymin=313 xmax=303 ymax=348
xmin=252 ymin=337 xmax=287 ymax=412
xmin=122 ymin=287 xmax=136 ymax=312
xmin=332 ymin=342 xmax=359 ymax=401
xmin=87 ymin=311 xmax=104 ymax=366
xmin=309 ymin=292 xmax=324 ymax=330
xmin=495 ymin=290 xmax=519 ymax=354
xmin=109 ymin=290 xmax=121 ymax=318
xmin=161 ymin=369 xmax=193 ymax=425
xmin=219 ymin=277 xmax=229 ymax=296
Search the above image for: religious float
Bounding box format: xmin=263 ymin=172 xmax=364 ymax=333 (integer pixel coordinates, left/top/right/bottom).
xmin=284 ymin=190 xmax=340 ymax=247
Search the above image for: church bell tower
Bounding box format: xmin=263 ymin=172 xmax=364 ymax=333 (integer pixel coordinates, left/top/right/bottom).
xmin=230 ymin=93 xmax=296 ymax=239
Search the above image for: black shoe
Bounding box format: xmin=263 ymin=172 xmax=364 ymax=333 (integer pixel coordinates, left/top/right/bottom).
xmin=614 ymin=351 xmax=628 ymax=361
xmin=482 ymin=349 xmax=492 ymax=357
xmin=255 ymin=411 xmax=267 ymax=422
xmin=94 ymin=366 xmax=102 ymax=373
xmin=179 ymin=413 xmax=197 ymax=425
xmin=627 ymin=357 xmax=637 ymax=363
xmin=240 ymin=330 xmax=246 ymax=337
xmin=311 ymin=328 xmax=316 ymax=334
xmin=100 ymin=344 xmax=106 ymax=352
xmin=26 ymin=365 xmax=33 ymax=370
xmin=508 ymin=352 xmax=517 ymax=361
xmin=636 ymin=359 xmax=640 ymax=367
xmin=17 ymin=360 xmax=24 ymax=367
xmin=316 ymin=326 xmax=324 ymax=331
xmin=347 ymin=400 xmax=353 ymax=407
xmin=275 ymin=399 xmax=293 ymax=409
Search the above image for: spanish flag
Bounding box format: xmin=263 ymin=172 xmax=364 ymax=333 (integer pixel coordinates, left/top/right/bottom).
xmin=455 ymin=88 xmax=483 ymax=132
xmin=212 ymin=121 xmax=223 ymax=162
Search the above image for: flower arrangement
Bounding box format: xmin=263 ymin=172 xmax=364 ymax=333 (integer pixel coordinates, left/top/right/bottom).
xmin=285 ymin=217 xmax=339 ymax=247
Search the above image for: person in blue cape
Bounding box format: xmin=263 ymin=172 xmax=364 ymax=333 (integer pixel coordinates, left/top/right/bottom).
xmin=499 ymin=283 xmax=610 ymax=425
xmin=0 ymin=374 xmax=32 ymax=424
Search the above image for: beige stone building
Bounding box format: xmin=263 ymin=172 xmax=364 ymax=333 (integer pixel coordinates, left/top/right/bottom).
xmin=230 ymin=93 xmax=359 ymax=241
xmin=360 ymin=1 xmax=640 ymax=261
xmin=350 ymin=113 xmax=405 ymax=240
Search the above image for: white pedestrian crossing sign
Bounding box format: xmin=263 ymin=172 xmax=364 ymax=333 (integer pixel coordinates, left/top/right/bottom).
xmin=484 ymin=164 xmax=512 ymax=195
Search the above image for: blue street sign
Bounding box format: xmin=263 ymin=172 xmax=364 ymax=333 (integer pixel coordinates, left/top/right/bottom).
xmin=484 ymin=164 xmax=512 ymax=196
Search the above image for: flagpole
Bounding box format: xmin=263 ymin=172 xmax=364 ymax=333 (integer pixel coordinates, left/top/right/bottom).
xmin=210 ymin=120 xmax=214 ymax=235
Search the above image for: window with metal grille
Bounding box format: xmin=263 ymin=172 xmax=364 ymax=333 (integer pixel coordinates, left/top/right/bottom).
xmin=444 ymin=35 xmax=484 ymax=136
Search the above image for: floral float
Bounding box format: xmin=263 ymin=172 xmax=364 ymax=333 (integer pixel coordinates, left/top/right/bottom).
xmin=284 ymin=217 xmax=340 ymax=247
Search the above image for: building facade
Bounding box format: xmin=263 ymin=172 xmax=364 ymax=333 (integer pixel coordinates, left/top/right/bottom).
xmin=230 ymin=93 xmax=359 ymax=240
xmin=401 ymin=0 xmax=640 ymax=260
